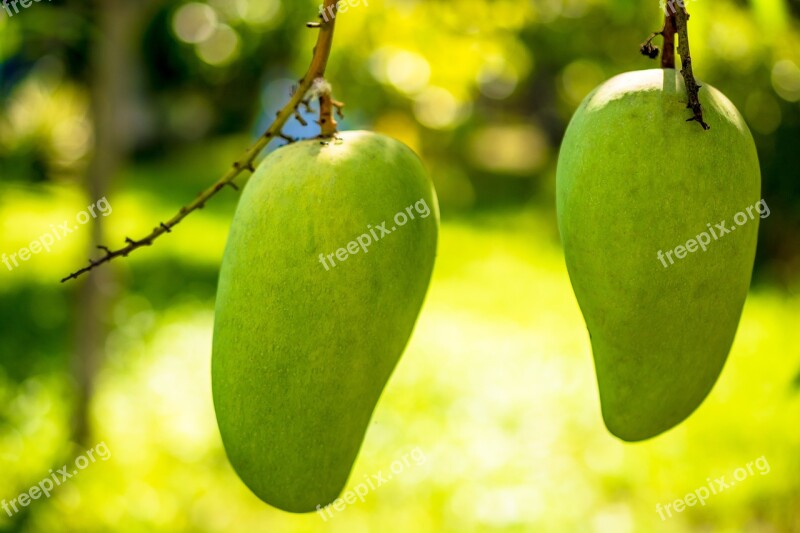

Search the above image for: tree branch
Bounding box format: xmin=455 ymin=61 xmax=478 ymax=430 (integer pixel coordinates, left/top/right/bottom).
xmin=675 ymin=6 xmax=709 ymax=130
xmin=641 ymin=4 xmax=708 ymax=130
xmin=61 ymin=0 xmax=342 ymax=283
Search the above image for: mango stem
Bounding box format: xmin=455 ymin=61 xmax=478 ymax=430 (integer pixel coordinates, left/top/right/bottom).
xmin=640 ymin=4 xmax=709 ymax=131
xmin=675 ymin=7 xmax=710 ymax=130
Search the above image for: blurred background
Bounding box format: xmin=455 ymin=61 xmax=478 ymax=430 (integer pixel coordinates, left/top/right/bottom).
xmin=1 ymin=0 xmax=799 ymax=531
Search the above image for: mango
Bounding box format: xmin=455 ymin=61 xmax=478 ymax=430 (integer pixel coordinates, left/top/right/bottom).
xmin=212 ymin=131 xmax=438 ymax=512
xmin=556 ymin=69 xmax=761 ymax=441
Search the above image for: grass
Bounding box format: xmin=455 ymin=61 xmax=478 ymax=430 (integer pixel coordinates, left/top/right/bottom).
xmin=0 ymin=144 xmax=798 ymax=532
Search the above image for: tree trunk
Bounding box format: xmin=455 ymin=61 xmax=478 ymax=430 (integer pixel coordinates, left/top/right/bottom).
xmin=71 ymin=0 xmax=140 ymax=445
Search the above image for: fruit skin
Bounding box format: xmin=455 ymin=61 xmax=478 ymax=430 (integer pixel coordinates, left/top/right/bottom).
xmin=556 ymin=69 xmax=761 ymax=441
xmin=212 ymin=131 xmax=438 ymax=512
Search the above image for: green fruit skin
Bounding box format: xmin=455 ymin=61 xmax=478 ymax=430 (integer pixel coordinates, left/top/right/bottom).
xmin=212 ymin=131 xmax=438 ymax=512
xmin=556 ymin=69 xmax=761 ymax=441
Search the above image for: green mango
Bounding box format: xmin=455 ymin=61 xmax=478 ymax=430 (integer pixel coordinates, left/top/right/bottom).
xmin=212 ymin=131 xmax=438 ymax=512
xmin=556 ymin=69 xmax=761 ymax=441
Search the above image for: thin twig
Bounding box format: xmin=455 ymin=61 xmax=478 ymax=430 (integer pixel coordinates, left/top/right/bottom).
xmin=293 ymin=108 xmax=308 ymax=126
xmin=332 ymin=99 xmax=345 ymax=119
xmin=640 ymin=5 xmax=708 ymax=130
xmin=61 ymin=0 xmax=342 ymax=283
xmin=640 ymin=13 xmax=675 ymax=69
xmin=675 ymin=6 xmax=709 ymax=130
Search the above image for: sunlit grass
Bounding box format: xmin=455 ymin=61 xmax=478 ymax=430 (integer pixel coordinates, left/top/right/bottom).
xmin=3 ymin=201 xmax=795 ymax=532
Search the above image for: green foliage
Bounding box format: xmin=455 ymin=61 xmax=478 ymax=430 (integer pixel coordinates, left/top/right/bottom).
xmin=211 ymin=132 xmax=438 ymax=512
xmin=557 ymin=69 xmax=762 ymax=441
